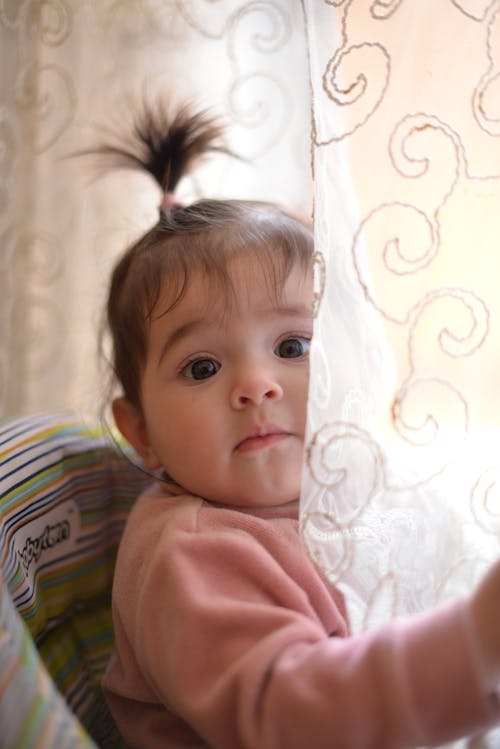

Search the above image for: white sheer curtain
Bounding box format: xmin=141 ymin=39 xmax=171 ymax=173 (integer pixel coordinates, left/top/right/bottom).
xmin=3 ymin=2 xmax=500 ymax=746
xmin=302 ymin=3 xmax=500 ymax=745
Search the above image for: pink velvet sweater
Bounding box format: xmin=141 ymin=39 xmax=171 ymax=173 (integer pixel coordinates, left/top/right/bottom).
xmin=103 ymin=482 xmax=500 ymax=748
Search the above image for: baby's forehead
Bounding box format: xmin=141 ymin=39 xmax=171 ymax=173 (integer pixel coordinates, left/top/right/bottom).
xmin=156 ymin=258 xmax=311 ymax=321
xmin=147 ymin=262 xmax=313 ymax=364
xmin=157 ymin=280 xmax=291 ymax=326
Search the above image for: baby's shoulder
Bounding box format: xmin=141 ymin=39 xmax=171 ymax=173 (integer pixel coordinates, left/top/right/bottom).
xmin=114 ymin=484 xmax=203 ymax=577
xmin=129 ymin=482 xmax=203 ymax=533
xmin=123 ymin=483 xmax=299 ymax=559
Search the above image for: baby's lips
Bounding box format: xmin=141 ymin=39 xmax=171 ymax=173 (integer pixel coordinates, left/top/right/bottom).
xmin=235 ymin=425 xmax=291 ymax=452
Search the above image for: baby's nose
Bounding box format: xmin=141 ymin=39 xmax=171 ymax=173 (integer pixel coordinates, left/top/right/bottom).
xmin=230 ymin=371 xmax=283 ymax=409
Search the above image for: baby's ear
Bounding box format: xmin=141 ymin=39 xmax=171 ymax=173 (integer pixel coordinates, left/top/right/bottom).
xmin=112 ymin=397 xmax=161 ymax=471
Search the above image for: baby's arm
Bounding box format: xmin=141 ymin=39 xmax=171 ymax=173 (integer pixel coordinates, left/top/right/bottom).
xmin=470 ymin=558 xmax=500 ymax=692
xmin=107 ymin=499 xmax=500 ymax=749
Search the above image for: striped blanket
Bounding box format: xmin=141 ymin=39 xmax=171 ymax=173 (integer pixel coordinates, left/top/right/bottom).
xmin=0 ymin=413 xmax=148 ymax=748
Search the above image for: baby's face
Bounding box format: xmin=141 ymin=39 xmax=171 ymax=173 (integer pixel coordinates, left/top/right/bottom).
xmin=137 ymin=255 xmax=313 ymax=507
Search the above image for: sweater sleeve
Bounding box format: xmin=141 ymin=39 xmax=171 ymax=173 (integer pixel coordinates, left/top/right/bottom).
xmin=110 ymin=499 xmax=500 ymax=749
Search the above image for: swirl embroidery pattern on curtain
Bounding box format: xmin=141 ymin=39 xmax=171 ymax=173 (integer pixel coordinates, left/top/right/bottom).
xmin=301 ymin=12 xmax=500 ymax=732
xmin=0 ymin=0 xmax=76 ymax=415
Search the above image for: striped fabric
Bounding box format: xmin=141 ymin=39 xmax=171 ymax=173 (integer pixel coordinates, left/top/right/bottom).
xmin=0 ymin=413 xmax=148 ymax=748
xmin=0 ymin=570 xmax=98 ymax=749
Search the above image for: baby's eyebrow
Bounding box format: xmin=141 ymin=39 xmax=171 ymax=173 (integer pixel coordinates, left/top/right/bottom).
xmin=157 ymin=304 xmax=312 ymax=366
xmin=157 ymin=318 xmax=206 ymax=365
xmin=271 ymin=304 xmax=313 ymax=318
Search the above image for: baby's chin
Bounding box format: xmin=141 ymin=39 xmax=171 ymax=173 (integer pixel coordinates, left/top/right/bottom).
xmin=172 ymin=469 xmax=302 ymax=508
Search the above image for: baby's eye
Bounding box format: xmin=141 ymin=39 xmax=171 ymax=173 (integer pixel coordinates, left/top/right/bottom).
xmin=182 ymin=357 xmax=221 ymax=381
xmin=275 ymin=337 xmax=310 ymax=359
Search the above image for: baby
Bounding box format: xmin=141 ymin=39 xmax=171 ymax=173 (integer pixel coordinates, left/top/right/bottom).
xmin=101 ymin=105 xmax=500 ymax=748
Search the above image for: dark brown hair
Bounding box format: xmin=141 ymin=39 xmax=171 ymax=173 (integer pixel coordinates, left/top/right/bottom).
xmin=100 ymin=104 xmax=314 ymax=409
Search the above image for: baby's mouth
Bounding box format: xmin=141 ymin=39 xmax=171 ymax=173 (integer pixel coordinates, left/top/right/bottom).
xmin=235 ymin=426 xmax=290 ymax=453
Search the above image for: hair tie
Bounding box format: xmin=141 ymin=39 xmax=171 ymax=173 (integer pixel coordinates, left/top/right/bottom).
xmin=161 ymin=191 xmax=183 ymax=212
